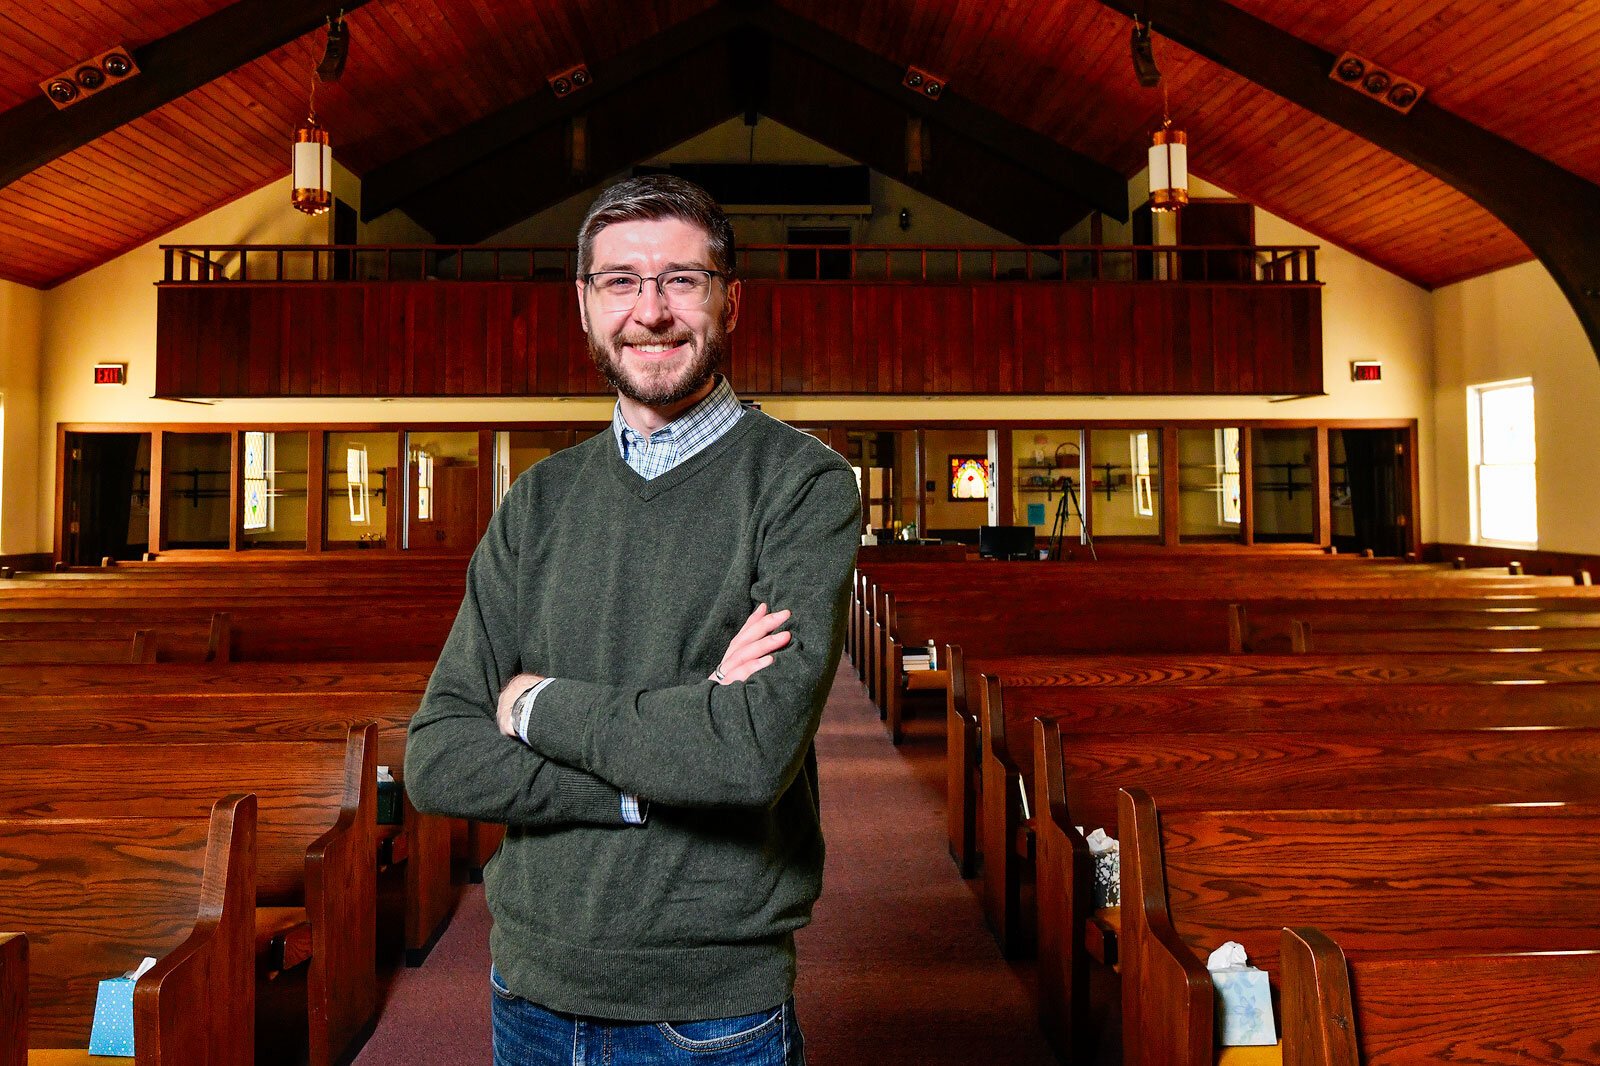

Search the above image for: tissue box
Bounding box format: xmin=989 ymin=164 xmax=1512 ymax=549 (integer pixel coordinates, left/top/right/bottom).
xmin=1091 ymin=850 xmax=1120 ymax=908
xmin=88 ymin=975 xmax=136 ymax=1056
xmin=1212 ymin=966 xmax=1277 ymax=1046
xmin=377 ymin=779 xmax=403 ymax=825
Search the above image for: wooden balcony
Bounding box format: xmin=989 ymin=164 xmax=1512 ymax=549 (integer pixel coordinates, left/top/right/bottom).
xmin=155 ymin=243 xmax=1324 ymax=399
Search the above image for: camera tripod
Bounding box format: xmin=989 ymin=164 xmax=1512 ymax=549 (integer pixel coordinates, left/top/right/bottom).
xmin=1048 ymin=475 xmax=1097 ymax=561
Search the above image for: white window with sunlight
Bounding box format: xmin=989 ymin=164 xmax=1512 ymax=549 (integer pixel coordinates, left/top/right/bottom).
xmin=1469 ymin=378 xmax=1537 ymax=546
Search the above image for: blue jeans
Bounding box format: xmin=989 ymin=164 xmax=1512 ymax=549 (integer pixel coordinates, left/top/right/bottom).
xmin=490 ymin=967 xmax=805 ymax=1066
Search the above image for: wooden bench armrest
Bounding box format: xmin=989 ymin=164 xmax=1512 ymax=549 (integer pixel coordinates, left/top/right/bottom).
xmin=1279 ymin=928 xmax=1358 ymax=1066
xmin=303 ymin=727 xmax=377 ymax=1066
xmin=135 ymin=794 xmax=256 ymax=1066
xmin=1121 ymin=787 xmax=1214 ymax=1066
xmin=1 ymin=932 xmax=25 ymax=1066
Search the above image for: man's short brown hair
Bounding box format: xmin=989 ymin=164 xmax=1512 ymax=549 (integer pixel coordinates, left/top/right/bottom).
xmin=576 ymin=174 xmax=736 ymax=277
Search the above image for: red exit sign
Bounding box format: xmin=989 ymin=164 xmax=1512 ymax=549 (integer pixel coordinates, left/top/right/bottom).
xmin=1350 ymin=360 xmax=1383 ymax=382
xmin=93 ymin=363 xmax=126 ymax=385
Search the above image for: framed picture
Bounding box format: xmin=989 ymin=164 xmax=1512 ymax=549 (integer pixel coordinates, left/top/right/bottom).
xmin=948 ymin=455 xmax=993 ymax=502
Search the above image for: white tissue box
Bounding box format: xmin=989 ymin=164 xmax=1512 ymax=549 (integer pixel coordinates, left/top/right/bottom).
xmin=1212 ymin=966 xmax=1276 ymax=1046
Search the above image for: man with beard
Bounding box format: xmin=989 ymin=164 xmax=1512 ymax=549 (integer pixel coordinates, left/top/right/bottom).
xmin=406 ymin=174 xmax=860 ymax=1066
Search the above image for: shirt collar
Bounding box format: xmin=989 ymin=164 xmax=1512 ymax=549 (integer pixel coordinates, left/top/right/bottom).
xmin=611 ymin=374 xmax=742 ymax=452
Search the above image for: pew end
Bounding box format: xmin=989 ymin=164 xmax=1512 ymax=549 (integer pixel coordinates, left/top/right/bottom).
xmin=1279 ymin=928 xmax=1357 ymax=1066
xmin=1281 ymin=928 xmax=1600 ymax=1066
xmin=1 ymin=933 xmax=24 ymax=1066
xmin=136 ymin=793 xmax=258 ymax=1066
xmin=1117 ymin=787 xmax=1214 ymax=1066
xmin=1 ymin=795 xmax=256 ymax=1066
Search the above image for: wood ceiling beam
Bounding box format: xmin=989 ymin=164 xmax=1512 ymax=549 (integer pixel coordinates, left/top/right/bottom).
xmin=0 ymin=0 xmax=372 ymax=193
xmin=366 ymin=0 xmax=1128 ymax=225
xmin=1091 ymin=0 xmax=1600 ymax=363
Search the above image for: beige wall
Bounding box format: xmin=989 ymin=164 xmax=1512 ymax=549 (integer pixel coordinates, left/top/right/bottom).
xmin=1432 ymin=261 xmax=1600 ymax=554
xmin=25 ymin=129 xmax=1438 ymax=554
xmin=0 ymin=279 xmax=43 ymax=554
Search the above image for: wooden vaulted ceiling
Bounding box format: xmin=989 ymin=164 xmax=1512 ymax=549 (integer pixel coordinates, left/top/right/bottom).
xmin=1 ymin=0 xmax=1596 ymax=296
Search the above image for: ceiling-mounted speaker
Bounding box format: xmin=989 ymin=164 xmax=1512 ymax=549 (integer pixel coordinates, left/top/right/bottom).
xmin=1329 ymin=50 xmax=1423 ymax=114
xmin=317 ymin=16 xmax=350 ymax=82
xmin=1130 ymin=20 xmax=1161 ymax=88
xmin=40 ymin=45 xmax=139 ymax=109
xmin=902 ymin=65 xmax=947 ymax=102
xmin=549 ymin=63 xmax=593 ymax=99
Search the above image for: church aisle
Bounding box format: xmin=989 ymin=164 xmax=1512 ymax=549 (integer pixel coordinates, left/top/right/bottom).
xmin=353 ymin=662 xmax=1054 ymax=1064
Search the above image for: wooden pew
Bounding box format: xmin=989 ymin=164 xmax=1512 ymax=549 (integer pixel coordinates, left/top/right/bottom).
xmin=0 ymin=613 xmax=229 ymax=663
xmin=1280 ymin=928 xmax=1600 ymax=1066
xmin=945 ymin=648 xmax=1600 ymax=878
xmin=0 ymin=632 xmax=153 ymax=664
xmin=1237 ymin=600 xmax=1600 ymax=651
xmin=0 ymin=733 xmax=376 ymax=1066
xmin=1121 ymin=793 xmax=1600 ymax=1066
xmin=880 ymin=596 xmax=1239 ymax=743
xmin=0 ymin=661 xmax=434 ymax=698
xmin=1298 ymin=621 xmax=1600 ymax=653
xmin=980 ymin=664 xmax=1600 ymax=954
xmin=1031 ymin=722 xmax=1600 ymax=1061
xmin=1 ymin=933 xmax=24 ymax=1066
xmin=0 ymin=691 xmax=451 ymax=967
xmin=0 ymin=795 xmax=255 ymax=1065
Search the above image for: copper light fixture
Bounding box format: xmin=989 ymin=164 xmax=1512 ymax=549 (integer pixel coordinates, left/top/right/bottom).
xmin=1140 ymin=20 xmax=1187 ymax=213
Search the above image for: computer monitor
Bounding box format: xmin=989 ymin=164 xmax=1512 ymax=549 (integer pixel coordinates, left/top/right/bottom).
xmin=978 ymin=525 xmax=1037 ymax=561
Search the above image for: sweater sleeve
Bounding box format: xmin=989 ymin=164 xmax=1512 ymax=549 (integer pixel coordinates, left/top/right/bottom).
xmin=404 ymin=481 xmax=628 ymax=827
xmin=520 ymin=466 xmax=861 ymax=809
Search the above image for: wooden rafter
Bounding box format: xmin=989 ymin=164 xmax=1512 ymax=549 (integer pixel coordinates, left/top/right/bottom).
xmin=1091 ymin=0 xmax=1600 ymax=363
xmin=0 ymin=0 xmax=372 ymax=193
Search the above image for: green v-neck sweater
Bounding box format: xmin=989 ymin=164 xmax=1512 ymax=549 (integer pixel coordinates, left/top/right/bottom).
xmin=406 ymin=410 xmax=861 ymax=1021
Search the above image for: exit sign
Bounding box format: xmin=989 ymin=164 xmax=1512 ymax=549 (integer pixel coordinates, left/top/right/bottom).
xmin=93 ymin=363 xmax=126 ymax=386
xmin=1350 ymin=360 xmax=1383 ymax=382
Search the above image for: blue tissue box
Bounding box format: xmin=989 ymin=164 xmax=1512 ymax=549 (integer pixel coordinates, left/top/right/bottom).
xmin=88 ymin=975 xmax=136 ymax=1056
xmin=1212 ymin=966 xmax=1276 ymax=1046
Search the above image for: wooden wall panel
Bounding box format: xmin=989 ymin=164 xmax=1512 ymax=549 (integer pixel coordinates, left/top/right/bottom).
xmin=155 ymin=281 xmax=1323 ymax=398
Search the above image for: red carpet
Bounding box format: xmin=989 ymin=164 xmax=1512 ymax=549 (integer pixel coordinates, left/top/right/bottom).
xmin=354 ymin=663 xmax=1056 ymax=1064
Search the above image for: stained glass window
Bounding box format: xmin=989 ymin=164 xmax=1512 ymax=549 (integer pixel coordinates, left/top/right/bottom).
xmin=243 ymin=431 xmax=273 ymax=532
xmin=1219 ymin=427 xmax=1242 ymax=525
xmin=415 ymin=451 xmax=433 ymax=521
xmin=948 ymin=456 xmax=992 ymax=501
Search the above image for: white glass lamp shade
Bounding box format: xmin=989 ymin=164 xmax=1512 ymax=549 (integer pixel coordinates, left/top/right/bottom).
xmin=292 ymin=121 xmax=333 ymax=216
xmin=1149 ymin=127 xmax=1189 ymax=212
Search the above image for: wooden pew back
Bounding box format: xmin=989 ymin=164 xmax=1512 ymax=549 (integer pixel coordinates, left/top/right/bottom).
xmin=1281 ymin=929 xmax=1600 ymax=1066
xmin=0 ymin=796 xmax=254 ymax=1059
xmin=0 ymin=737 xmax=365 ymax=904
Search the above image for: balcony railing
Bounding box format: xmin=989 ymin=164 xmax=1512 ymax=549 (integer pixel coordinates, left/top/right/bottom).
xmin=160 ymin=243 xmax=1318 ymax=285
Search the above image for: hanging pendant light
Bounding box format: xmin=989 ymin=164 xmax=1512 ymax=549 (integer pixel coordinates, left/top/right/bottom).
xmin=1148 ymin=116 xmax=1188 ymax=212
xmin=290 ymin=19 xmax=337 ymax=216
xmin=291 ymin=110 xmax=332 ymax=215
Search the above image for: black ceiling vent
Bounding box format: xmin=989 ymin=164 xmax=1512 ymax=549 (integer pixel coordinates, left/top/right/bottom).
xmin=632 ymin=164 xmax=871 ymax=215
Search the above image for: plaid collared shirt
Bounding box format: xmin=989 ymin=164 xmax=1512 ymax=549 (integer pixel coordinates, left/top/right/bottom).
xmin=612 ymin=375 xmax=745 ymax=480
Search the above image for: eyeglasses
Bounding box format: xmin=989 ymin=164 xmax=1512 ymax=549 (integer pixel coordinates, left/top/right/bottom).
xmin=582 ymin=269 xmax=727 ymax=311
